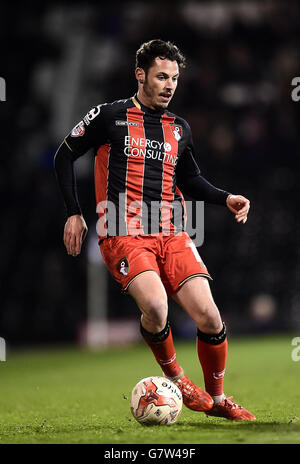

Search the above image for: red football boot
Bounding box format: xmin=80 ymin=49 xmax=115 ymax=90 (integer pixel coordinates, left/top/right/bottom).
xmin=206 ymin=395 xmax=256 ymax=421
xmin=167 ymin=373 xmax=213 ymax=412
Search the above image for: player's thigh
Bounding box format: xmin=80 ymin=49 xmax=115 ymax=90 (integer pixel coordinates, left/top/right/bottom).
xmin=172 ymin=276 xmax=222 ymax=333
xmin=161 ymin=232 xmax=212 ymax=296
xmin=100 ymin=235 xmax=159 ymax=292
xmin=128 ymin=271 xmax=168 ymax=329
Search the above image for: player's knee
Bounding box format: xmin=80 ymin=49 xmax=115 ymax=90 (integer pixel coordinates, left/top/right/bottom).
xmin=141 ymin=297 xmax=168 ymax=332
xmin=195 ymin=302 xmax=222 ymax=333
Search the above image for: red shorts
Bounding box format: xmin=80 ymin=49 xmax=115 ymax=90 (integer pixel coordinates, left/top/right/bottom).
xmin=99 ymin=232 xmax=212 ymax=297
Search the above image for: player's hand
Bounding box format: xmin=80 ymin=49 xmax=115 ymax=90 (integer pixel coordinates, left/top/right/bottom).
xmin=226 ymin=194 xmax=250 ymax=224
xmin=63 ymin=214 xmax=88 ymax=256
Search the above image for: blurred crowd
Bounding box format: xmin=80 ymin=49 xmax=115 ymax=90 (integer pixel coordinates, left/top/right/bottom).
xmin=1 ymin=1 xmax=300 ymax=345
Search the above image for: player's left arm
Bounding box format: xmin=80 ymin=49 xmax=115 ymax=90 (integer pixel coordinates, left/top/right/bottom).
xmin=176 ymin=130 xmax=250 ymax=224
xmin=225 ymin=194 xmax=250 ymax=224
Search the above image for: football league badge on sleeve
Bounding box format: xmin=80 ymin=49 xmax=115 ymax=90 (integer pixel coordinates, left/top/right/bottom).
xmin=71 ymin=120 xmax=85 ymax=137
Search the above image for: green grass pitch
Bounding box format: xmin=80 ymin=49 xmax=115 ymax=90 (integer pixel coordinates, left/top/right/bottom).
xmin=0 ymin=334 xmax=299 ymax=444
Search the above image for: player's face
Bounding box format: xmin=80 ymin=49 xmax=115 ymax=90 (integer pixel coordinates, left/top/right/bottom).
xmin=138 ymin=57 xmax=179 ymax=110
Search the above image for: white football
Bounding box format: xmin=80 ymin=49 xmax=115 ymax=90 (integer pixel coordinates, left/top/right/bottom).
xmin=130 ymin=376 xmax=183 ymax=425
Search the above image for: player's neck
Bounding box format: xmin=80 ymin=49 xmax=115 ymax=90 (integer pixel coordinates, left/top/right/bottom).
xmin=136 ymin=91 xmax=164 ymax=113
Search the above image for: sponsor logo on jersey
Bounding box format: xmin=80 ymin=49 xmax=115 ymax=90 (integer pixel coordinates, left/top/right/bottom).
xmin=171 ymin=124 xmax=182 ymax=141
xmin=115 ymin=120 xmax=139 ymax=127
xmin=118 ymin=257 xmax=129 ymax=276
xmin=71 ymin=120 xmax=85 ymax=137
xmin=164 ymin=142 xmax=172 ymax=152
xmin=123 ymin=136 xmax=177 ymax=165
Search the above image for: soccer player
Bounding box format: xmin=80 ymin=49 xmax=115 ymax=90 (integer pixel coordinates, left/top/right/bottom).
xmin=54 ymin=39 xmax=255 ymax=421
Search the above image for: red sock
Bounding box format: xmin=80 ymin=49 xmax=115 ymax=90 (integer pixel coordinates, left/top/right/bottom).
xmin=197 ymin=326 xmax=228 ymax=397
xmin=140 ymin=322 xmax=182 ymax=378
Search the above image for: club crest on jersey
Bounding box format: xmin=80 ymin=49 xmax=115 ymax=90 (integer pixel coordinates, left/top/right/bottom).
xmin=118 ymin=257 xmax=129 ymax=276
xmin=171 ymin=125 xmax=182 ymax=141
xmin=71 ymin=121 xmax=85 ymax=137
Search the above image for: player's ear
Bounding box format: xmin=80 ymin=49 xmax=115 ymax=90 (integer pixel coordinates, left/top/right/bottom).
xmin=135 ymin=68 xmax=145 ymax=84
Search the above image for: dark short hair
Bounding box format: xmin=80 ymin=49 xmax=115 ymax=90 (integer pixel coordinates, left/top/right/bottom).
xmin=136 ymin=39 xmax=186 ymax=73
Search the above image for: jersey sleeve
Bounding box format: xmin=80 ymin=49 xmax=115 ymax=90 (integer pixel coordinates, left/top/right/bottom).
xmin=54 ymin=141 xmax=83 ymax=217
xmin=176 ymin=123 xmax=230 ymax=205
xmin=54 ymin=103 xmax=109 ymax=217
xmin=64 ymin=104 xmax=109 ymax=155
xmin=176 ymin=122 xmax=201 ymax=181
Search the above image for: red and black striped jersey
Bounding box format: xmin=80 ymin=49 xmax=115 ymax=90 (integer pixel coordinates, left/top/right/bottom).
xmin=63 ymin=95 xmax=222 ymax=241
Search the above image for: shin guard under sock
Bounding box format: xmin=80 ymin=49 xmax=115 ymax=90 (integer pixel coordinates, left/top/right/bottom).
xmin=140 ymin=321 xmax=182 ymax=378
xmin=197 ymin=322 xmax=228 ymax=397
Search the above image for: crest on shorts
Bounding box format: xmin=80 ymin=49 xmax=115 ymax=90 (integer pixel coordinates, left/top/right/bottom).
xmin=118 ymin=257 xmax=129 ymax=276
xmin=71 ymin=120 xmax=85 ymax=137
xmin=171 ymin=124 xmax=182 ymax=141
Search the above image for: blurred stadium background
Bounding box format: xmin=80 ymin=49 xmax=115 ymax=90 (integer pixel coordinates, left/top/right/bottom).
xmin=1 ymin=0 xmax=300 ymax=349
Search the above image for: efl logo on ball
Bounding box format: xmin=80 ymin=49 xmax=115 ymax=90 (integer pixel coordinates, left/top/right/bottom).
xmin=130 ymin=376 xmax=182 ymax=425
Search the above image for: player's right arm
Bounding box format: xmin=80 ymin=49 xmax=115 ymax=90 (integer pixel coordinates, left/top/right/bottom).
xmin=54 ymin=104 xmax=107 ymax=256
xmin=54 ymin=140 xmax=88 ymax=256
